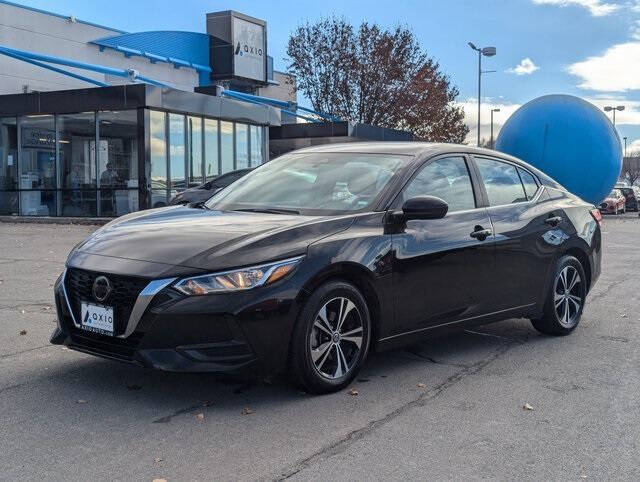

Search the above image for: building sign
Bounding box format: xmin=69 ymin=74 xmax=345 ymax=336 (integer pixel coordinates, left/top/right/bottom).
xmin=232 ymin=16 xmax=266 ymax=82
xmin=21 ymin=127 xmax=55 ymax=149
xmin=207 ymin=11 xmax=267 ymax=85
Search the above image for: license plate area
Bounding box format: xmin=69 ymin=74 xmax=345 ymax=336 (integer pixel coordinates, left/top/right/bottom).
xmin=80 ymin=301 xmax=114 ymax=336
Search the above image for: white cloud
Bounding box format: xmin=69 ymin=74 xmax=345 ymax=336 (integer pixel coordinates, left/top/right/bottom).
xmin=458 ymin=99 xmax=522 ymax=146
xmin=532 ymin=0 xmax=619 ymax=16
xmin=507 ymin=58 xmax=540 ymax=75
xmin=568 ymin=42 xmax=640 ymax=91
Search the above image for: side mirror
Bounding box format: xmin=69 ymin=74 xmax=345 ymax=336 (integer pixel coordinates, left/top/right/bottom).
xmin=402 ymin=195 xmax=448 ymax=220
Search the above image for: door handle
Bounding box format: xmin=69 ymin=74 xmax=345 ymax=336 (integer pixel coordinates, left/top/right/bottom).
xmin=544 ymin=215 xmax=563 ymax=226
xmin=470 ymin=226 xmax=492 ymax=240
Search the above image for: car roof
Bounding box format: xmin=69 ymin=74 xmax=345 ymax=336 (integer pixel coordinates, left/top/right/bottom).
xmin=290 ymin=141 xmax=564 ymax=190
xmin=292 ymin=142 xmax=526 ymax=163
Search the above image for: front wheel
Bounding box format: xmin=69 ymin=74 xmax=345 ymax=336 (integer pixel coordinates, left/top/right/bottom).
xmin=531 ymin=255 xmax=586 ymax=336
xmin=290 ymin=281 xmax=371 ymax=394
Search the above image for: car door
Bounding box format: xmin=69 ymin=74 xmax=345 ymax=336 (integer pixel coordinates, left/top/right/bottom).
xmin=392 ymin=155 xmax=495 ymax=336
xmin=473 ymin=156 xmax=561 ymax=311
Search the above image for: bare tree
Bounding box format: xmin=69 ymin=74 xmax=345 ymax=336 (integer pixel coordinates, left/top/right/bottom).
xmin=622 ymin=153 xmax=640 ymax=186
xmin=286 ymin=18 xmax=469 ymax=142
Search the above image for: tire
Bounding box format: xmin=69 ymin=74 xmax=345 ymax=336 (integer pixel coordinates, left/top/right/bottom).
xmin=531 ymin=255 xmax=586 ymax=336
xmin=290 ymin=280 xmax=371 ymax=394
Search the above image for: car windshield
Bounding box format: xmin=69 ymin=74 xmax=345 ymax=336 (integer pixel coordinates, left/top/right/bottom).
xmin=205 ymin=152 xmax=408 ymax=215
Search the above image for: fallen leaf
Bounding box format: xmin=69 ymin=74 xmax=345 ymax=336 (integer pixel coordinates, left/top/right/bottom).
xmin=195 ymin=413 xmax=204 ymax=421
xmin=126 ymin=384 xmax=143 ymax=391
xmin=19 ymin=330 xmax=27 ymax=336
xmin=20 ymin=310 xmax=25 ymax=314
xmin=154 ymin=457 xmax=163 ymax=464
xmin=202 ymin=400 xmax=214 ymax=407
xmin=43 ymin=306 xmax=51 ymax=311
xmin=417 ymin=383 xmax=427 ymax=389
xmin=76 ymin=399 xmax=87 ymax=404
xmin=621 ymin=313 xmax=628 ymax=318
xmin=241 ymin=407 xmax=254 ymax=415
xmin=348 ymin=388 xmax=359 ymax=396
xmin=523 ymin=403 xmax=534 ymax=411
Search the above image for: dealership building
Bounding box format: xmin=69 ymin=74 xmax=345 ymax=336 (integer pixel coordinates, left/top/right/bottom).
xmin=0 ymin=1 xmax=410 ymax=218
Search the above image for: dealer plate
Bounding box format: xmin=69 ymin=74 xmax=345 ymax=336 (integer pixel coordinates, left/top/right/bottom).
xmin=80 ymin=301 xmax=114 ymax=336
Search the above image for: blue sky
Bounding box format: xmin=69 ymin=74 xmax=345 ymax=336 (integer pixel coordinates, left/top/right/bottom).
xmin=14 ymin=0 xmax=640 ymax=148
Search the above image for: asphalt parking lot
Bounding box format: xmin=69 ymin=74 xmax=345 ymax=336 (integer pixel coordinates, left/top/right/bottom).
xmin=1 ymin=213 xmax=639 ymax=481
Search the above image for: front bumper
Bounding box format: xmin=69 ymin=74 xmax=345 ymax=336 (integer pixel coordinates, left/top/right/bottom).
xmin=51 ymin=270 xmax=301 ymax=374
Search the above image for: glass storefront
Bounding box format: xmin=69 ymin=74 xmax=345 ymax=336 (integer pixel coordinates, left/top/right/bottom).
xmin=204 ymin=118 xmax=219 ymax=180
xmin=187 ymin=116 xmax=203 ymax=185
xmin=220 ymin=120 xmax=234 ymax=174
xmin=19 ymin=115 xmax=56 ymax=216
xmin=251 ymin=124 xmax=264 ymax=167
xmin=98 ymin=110 xmax=139 ymax=216
xmin=0 ymin=106 xmax=267 ymax=217
xmin=236 ymin=123 xmax=249 ymax=169
xmin=0 ymin=117 xmax=18 ymax=215
xmin=58 ymin=112 xmax=96 ymax=216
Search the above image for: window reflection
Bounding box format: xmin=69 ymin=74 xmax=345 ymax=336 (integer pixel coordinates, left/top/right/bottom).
xmin=98 ymin=110 xmax=138 ymax=216
xmin=0 ymin=117 xmax=17 ymax=192
xmin=150 ymin=110 xmax=170 ymax=207
xmin=204 ymin=118 xmax=219 ymax=180
xmin=58 ymin=112 xmax=96 ymax=216
xmin=250 ymin=125 xmax=263 ymax=166
xmin=236 ymin=123 xmax=249 ymax=169
xmin=475 ymin=158 xmax=528 ymax=206
xmin=19 ymin=115 xmax=56 ymax=216
xmin=187 ymin=116 xmax=203 ymax=186
xmin=169 ymin=113 xmax=185 ymax=189
xmin=220 ymin=121 xmax=234 ymax=174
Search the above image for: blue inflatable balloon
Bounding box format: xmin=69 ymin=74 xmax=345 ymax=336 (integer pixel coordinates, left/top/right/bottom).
xmin=495 ymin=94 xmax=622 ymax=205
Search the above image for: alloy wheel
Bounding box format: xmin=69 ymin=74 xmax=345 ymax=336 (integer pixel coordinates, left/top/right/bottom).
xmin=309 ymin=297 xmax=364 ymax=380
xmin=554 ymin=266 xmax=583 ymax=328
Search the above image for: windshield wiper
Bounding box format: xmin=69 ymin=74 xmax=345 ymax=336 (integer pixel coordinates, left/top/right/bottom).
xmin=233 ymin=207 xmax=300 ymax=215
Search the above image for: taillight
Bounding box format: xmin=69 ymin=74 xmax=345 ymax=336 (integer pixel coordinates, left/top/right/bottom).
xmin=590 ymin=208 xmax=602 ymax=226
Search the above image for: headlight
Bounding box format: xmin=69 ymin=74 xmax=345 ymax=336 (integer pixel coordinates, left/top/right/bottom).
xmin=173 ymin=256 xmax=304 ymax=295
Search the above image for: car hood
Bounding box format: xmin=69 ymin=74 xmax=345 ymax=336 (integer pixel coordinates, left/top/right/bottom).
xmin=70 ymin=206 xmax=354 ymax=273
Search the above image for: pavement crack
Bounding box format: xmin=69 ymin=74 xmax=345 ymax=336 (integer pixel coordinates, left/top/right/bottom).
xmin=0 ymin=383 xmax=25 ymax=395
xmin=401 ymin=348 xmax=469 ymax=368
xmin=0 ymin=345 xmax=52 ymax=360
xmin=587 ymin=278 xmax=627 ymax=304
xmin=274 ymin=337 xmax=523 ymax=481
xmin=152 ymin=403 xmax=210 ymax=423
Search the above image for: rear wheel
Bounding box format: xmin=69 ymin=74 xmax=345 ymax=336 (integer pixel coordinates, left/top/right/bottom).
xmin=290 ymin=281 xmax=371 ymax=394
xmin=531 ymin=255 xmax=586 ymax=336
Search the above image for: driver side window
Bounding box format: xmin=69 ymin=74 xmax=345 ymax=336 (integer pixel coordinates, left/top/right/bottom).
xmin=400 ymin=156 xmax=476 ymax=213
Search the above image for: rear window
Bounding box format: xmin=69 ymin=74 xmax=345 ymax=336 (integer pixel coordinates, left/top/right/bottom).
xmin=518 ymin=168 xmax=539 ymax=200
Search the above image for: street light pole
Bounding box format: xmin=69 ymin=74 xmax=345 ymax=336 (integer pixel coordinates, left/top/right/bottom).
xmin=490 ymin=108 xmax=500 ymax=149
xmin=604 ymin=105 xmax=625 ymax=126
xmin=469 ymin=43 xmax=496 ymax=147
xmin=624 ymin=136 xmax=627 ymax=157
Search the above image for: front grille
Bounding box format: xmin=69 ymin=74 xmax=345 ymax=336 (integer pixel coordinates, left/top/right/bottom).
xmin=64 ymin=268 xmax=149 ymax=337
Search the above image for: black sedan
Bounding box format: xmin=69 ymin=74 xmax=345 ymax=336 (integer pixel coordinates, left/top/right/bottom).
xmin=52 ymin=143 xmax=602 ymax=394
xmin=169 ymin=169 xmax=253 ymax=206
